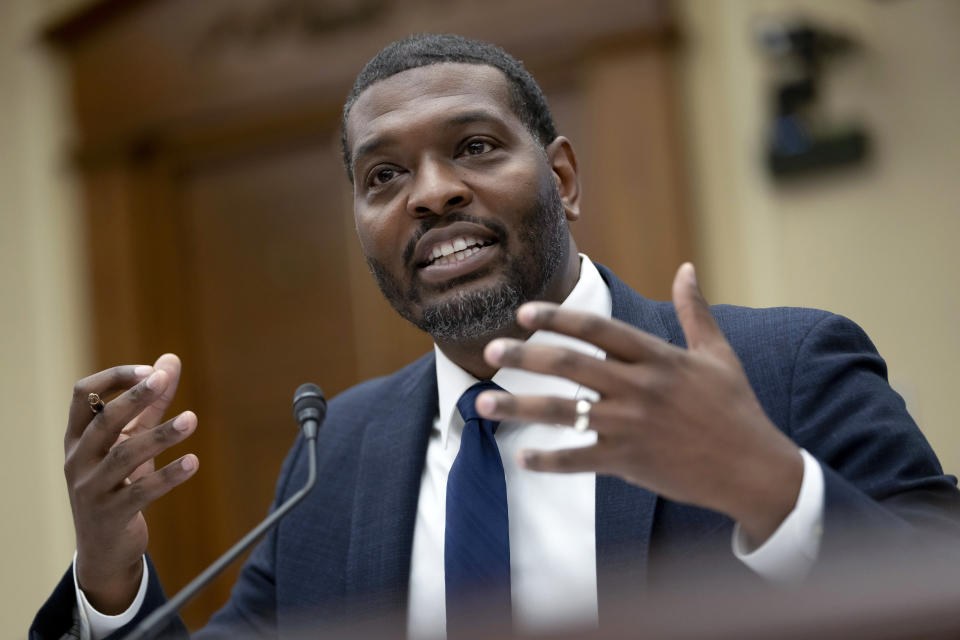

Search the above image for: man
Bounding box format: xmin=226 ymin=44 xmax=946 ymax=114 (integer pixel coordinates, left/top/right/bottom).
xmin=32 ymin=34 xmax=960 ymax=639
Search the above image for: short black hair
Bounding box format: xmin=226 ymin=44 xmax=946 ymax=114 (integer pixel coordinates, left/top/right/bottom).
xmin=340 ymin=33 xmax=558 ymax=181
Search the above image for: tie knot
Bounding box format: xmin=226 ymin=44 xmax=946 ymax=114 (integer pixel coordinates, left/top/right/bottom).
xmin=457 ymin=381 xmax=503 ymax=425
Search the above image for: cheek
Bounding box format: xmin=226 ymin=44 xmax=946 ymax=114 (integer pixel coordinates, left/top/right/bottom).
xmin=476 ymin=164 xmax=541 ymax=211
xmin=353 ymin=207 xmax=394 ymax=260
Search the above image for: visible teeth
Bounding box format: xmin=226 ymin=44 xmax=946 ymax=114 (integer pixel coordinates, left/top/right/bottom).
xmin=427 ymin=236 xmax=487 ymax=266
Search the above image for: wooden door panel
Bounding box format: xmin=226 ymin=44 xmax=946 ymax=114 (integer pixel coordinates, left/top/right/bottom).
xmin=48 ymin=0 xmax=686 ymax=629
xmin=150 ymin=140 xmax=364 ymax=626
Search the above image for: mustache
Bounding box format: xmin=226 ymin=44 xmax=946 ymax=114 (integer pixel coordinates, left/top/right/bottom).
xmin=402 ymin=213 xmax=508 ymax=268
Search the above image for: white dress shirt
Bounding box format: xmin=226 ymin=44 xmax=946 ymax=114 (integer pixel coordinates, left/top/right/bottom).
xmin=78 ymin=255 xmax=824 ymax=640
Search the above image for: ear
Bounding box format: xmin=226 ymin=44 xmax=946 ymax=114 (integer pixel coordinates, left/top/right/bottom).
xmin=546 ymin=136 xmax=581 ymax=222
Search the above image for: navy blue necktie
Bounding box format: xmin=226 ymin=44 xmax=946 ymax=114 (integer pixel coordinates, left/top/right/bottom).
xmin=445 ymin=381 xmax=512 ymax=635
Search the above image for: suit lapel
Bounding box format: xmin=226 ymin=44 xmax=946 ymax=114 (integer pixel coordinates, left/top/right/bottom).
xmin=593 ymin=264 xmax=672 ymax=615
xmin=342 ymin=265 xmax=675 ymax=620
xmin=346 ymin=353 xmax=437 ymax=618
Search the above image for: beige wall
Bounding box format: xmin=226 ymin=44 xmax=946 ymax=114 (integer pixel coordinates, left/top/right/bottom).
xmin=677 ymin=0 xmax=960 ymax=473
xmin=0 ymin=0 xmax=90 ymax=631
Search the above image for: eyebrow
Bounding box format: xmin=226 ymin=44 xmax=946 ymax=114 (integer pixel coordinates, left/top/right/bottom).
xmin=351 ymin=109 xmax=504 ymax=172
xmin=352 ymin=137 xmax=391 ymax=172
xmin=446 ymin=110 xmax=501 ymax=127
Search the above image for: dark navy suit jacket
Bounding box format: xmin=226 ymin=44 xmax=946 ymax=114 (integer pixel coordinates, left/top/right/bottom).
xmin=31 ymin=265 xmax=960 ymax=638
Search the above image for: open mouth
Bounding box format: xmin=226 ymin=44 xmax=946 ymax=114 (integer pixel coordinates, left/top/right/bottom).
xmin=422 ymin=236 xmax=497 ymax=268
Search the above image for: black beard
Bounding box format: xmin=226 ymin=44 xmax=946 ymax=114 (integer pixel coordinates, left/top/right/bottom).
xmin=365 ymin=181 xmax=567 ymax=343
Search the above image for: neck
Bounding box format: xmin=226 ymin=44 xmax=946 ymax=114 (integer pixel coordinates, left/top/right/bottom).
xmin=435 ymin=322 xmax=532 ymax=380
xmin=435 ymin=241 xmax=581 ymax=380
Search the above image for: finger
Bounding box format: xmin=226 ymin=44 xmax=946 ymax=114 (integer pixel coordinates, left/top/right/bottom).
xmin=120 ymin=454 xmax=199 ymax=514
xmin=97 ymin=411 xmax=197 ymax=489
xmin=122 ymin=353 xmax=182 ymax=436
xmin=67 ymin=364 xmax=155 ymax=445
xmin=514 ymin=303 xmax=672 ymax=363
xmin=77 ymin=369 xmax=171 ymax=460
xmin=671 ymin=262 xmax=723 ymax=352
xmin=484 ymin=339 xmax=635 ymax=394
xmin=476 ymin=392 xmax=616 ymax=434
xmin=517 ymin=444 xmax=607 ymax=474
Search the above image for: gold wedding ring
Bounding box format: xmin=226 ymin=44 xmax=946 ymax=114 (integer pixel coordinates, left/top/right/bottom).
xmin=574 ymin=399 xmax=592 ymax=432
xmin=88 ymin=392 xmax=105 ymax=415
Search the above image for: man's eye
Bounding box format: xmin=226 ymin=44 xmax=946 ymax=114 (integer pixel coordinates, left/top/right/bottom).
xmin=463 ymin=140 xmax=493 ymax=156
xmin=371 ymin=167 xmax=397 ymax=186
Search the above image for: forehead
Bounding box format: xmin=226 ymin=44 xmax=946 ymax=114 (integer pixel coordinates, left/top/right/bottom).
xmin=346 ymin=63 xmax=520 ymax=157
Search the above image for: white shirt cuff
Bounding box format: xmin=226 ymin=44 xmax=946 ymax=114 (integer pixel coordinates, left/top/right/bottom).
xmin=73 ymin=552 xmax=149 ymax=640
xmin=732 ymin=448 xmax=824 ymax=583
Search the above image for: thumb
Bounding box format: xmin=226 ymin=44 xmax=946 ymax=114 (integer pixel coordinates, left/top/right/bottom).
xmin=672 ymin=263 xmax=723 ymax=352
xmin=127 ymin=353 xmax=182 ymax=433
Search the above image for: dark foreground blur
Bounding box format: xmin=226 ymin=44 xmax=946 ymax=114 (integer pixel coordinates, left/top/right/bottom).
xmin=190 ymin=533 xmax=960 ymax=640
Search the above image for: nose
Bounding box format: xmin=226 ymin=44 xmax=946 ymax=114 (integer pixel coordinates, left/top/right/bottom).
xmin=406 ymin=157 xmax=472 ymax=217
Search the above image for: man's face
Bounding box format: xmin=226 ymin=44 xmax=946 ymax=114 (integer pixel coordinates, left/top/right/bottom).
xmin=345 ymin=63 xmax=573 ymax=342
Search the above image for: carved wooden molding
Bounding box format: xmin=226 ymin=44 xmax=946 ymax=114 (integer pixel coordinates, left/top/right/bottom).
xmin=196 ymin=0 xmax=389 ymax=55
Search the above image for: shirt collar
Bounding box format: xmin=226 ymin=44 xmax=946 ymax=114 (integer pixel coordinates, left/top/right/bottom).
xmin=434 ymin=254 xmax=613 ymax=448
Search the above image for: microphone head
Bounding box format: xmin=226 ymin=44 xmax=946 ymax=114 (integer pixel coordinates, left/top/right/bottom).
xmin=293 ymin=383 xmax=327 ymax=429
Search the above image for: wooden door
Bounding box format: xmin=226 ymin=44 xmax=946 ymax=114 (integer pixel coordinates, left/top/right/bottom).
xmin=44 ymin=0 xmax=689 ymax=628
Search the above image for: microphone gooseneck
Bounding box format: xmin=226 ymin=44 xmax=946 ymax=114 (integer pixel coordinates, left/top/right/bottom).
xmin=125 ymin=384 xmax=326 ymax=640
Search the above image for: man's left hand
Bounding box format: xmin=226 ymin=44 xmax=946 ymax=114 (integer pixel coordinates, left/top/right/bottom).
xmin=478 ymin=263 xmax=803 ymax=546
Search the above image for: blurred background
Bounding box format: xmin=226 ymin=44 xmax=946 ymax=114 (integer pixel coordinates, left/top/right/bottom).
xmin=2 ymin=0 xmax=958 ymax=632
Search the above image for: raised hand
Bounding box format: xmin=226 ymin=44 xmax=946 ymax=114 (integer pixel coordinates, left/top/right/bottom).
xmin=64 ymin=353 xmax=198 ymax=613
xmin=477 ymin=263 xmax=803 ymax=545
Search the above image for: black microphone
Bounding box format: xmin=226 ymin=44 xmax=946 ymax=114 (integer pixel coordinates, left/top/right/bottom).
xmin=125 ymin=384 xmax=326 ymax=640
xmin=293 ymin=382 xmax=325 ymax=440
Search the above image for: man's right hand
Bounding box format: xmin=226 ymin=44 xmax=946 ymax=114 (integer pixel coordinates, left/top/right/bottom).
xmin=64 ymin=353 xmax=199 ymax=614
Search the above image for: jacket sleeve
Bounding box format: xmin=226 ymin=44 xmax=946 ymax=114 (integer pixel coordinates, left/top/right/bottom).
xmin=29 ymin=555 xmax=188 ymax=640
xmin=787 ymin=312 xmax=960 ymax=557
